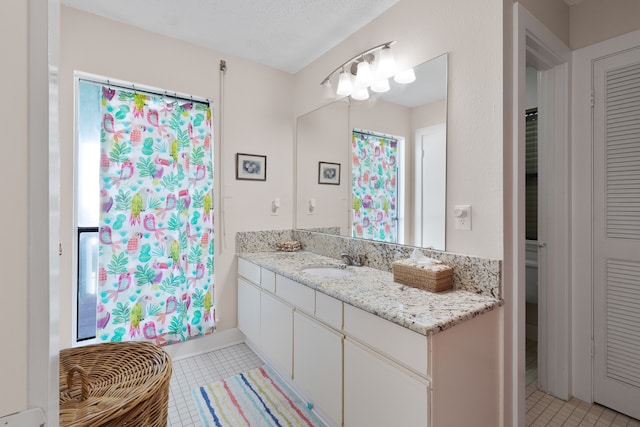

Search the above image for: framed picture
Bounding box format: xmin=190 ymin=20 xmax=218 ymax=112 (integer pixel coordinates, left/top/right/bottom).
xmin=318 ymin=161 xmax=341 ymax=185
xmin=236 ymin=153 xmax=267 ymax=181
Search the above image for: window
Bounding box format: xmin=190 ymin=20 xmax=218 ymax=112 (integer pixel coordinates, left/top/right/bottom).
xmin=525 ymin=108 xmax=538 ymax=241
xmin=74 ymin=77 xmax=215 ymax=345
xmin=76 ymin=80 xmax=101 ymax=341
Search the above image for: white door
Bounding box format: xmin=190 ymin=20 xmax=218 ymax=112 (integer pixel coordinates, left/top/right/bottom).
xmin=414 ymin=124 xmax=446 ymax=250
xmin=593 ymin=46 xmax=640 ymax=419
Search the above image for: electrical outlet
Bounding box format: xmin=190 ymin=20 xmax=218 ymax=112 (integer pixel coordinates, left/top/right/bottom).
xmin=454 ymin=204 xmax=472 ymax=230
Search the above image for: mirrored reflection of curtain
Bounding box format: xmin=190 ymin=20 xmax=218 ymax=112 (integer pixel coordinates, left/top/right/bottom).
xmin=98 ymin=87 xmax=214 ymax=346
xmin=352 ymin=130 xmax=398 ymax=243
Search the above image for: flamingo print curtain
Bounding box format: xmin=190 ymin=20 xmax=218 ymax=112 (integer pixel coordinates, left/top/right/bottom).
xmin=352 ymin=130 xmax=399 ymax=243
xmin=98 ymin=87 xmax=214 ymax=345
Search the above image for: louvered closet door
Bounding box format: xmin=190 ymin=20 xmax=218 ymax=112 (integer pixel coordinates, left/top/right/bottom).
xmin=593 ymin=46 xmax=640 ymax=420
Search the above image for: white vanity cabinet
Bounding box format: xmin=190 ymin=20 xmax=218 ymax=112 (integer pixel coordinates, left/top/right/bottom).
xmin=260 ymin=290 xmax=293 ymax=378
xmin=237 ymin=277 xmax=261 ymax=345
xmin=293 ymin=311 xmax=343 ymax=427
xmin=237 ymin=257 xmax=500 ymax=427
xmin=344 ymin=338 xmax=429 ymax=427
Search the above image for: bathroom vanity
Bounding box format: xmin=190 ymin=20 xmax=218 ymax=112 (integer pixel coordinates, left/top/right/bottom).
xmin=237 ymin=250 xmax=500 ymax=427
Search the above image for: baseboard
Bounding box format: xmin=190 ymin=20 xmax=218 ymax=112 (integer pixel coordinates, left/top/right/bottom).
xmin=163 ymin=328 xmax=246 ymax=361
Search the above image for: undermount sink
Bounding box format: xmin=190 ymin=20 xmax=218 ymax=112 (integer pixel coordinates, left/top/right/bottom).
xmin=301 ymin=266 xmax=353 ymax=278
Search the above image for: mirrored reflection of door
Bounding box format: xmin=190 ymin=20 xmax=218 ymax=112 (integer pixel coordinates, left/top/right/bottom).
xmin=351 ymin=129 xmax=401 ymax=243
xmin=414 ymin=124 xmax=446 ymax=249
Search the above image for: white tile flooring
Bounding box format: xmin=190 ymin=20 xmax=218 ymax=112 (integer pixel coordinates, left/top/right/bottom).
xmin=526 ymin=339 xmax=640 ymax=427
xmin=167 ymin=343 xmax=264 ymax=427
xmin=168 ymin=340 xmax=640 ymax=426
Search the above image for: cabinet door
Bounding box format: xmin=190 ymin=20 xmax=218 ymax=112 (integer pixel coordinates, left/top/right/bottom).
xmin=261 ymin=292 xmax=293 ymax=378
xmin=344 ymin=339 xmax=429 ymax=427
xmin=237 ymin=278 xmax=261 ymax=345
xmin=293 ymin=311 xmax=343 ymax=427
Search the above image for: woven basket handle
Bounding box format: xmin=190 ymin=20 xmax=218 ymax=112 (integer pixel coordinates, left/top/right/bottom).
xmin=66 ymin=365 xmax=89 ymax=401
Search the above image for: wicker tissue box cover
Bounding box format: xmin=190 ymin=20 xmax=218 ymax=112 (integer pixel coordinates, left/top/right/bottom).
xmin=391 ymin=258 xmax=453 ymax=292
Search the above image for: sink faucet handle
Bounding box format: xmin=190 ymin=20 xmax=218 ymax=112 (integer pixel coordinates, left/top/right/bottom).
xmin=340 ymin=252 xmax=364 ymax=266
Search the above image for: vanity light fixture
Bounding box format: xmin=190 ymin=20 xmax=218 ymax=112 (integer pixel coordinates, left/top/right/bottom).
xmin=371 ymin=78 xmax=390 ymax=93
xmin=376 ymin=45 xmax=396 ymax=78
xmin=320 ymin=41 xmax=414 ymax=100
xmin=351 ymin=87 xmax=370 ymax=101
xmin=355 ymin=59 xmax=374 ymax=88
xmin=336 ymin=68 xmax=353 ymax=96
xmin=394 ymin=68 xmax=416 ymax=84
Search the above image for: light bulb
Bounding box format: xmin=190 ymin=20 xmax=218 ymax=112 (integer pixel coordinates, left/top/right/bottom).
xmin=371 ymin=78 xmax=390 ymax=93
xmin=355 ymin=61 xmax=374 ymax=88
xmin=394 ymin=68 xmax=416 ymax=84
xmin=351 ymin=87 xmax=369 ymax=100
xmin=336 ymin=70 xmax=353 ymax=96
xmin=377 ymin=46 xmax=396 ymax=78
xmin=322 ymin=80 xmax=334 ymax=99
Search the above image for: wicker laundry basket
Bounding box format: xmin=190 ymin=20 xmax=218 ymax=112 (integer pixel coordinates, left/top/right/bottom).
xmin=59 ymin=341 xmax=172 ymax=427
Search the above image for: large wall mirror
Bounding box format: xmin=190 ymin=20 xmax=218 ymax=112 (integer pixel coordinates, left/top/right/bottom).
xmin=295 ymin=53 xmax=448 ymax=250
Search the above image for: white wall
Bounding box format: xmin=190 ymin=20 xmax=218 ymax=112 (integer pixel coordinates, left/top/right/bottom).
xmin=570 ymin=0 xmax=640 ymax=49
xmin=0 ymin=0 xmax=28 ymax=418
xmin=59 ymin=6 xmax=294 ymax=348
xmin=294 ymin=0 xmax=504 ymax=259
xmin=516 ymin=0 xmax=570 ymax=46
xmin=296 ymin=100 xmax=350 ymax=233
xmin=411 ymin=99 xmax=447 ymax=130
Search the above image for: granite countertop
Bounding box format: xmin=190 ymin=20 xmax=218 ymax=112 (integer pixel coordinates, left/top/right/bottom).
xmin=238 ymin=251 xmax=501 ymax=337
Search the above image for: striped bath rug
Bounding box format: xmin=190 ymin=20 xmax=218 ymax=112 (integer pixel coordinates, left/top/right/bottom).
xmin=192 ymin=364 xmax=327 ymax=427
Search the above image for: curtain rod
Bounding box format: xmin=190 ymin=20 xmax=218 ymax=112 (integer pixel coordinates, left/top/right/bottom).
xmin=79 ymin=76 xmax=211 ymax=105
xmin=353 ymin=128 xmax=401 ymax=141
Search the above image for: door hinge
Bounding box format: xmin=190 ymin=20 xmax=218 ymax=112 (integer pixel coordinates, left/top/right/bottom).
xmin=590 ymin=89 xmax=595 ymax=108
xmin=59 ymin=242 xmax=63 ymax=256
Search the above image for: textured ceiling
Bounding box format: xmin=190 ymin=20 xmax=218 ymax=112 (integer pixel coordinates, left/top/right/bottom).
xmin=61 ymin=0 xmax=400 ymax=74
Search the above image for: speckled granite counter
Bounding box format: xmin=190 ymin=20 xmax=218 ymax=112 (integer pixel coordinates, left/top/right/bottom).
xmin=238 ymin=251 xmax=501 ymax=336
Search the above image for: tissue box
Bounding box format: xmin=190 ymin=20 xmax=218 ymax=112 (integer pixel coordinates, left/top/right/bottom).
xmin=391 ymin=259 xmax=453 ymax=292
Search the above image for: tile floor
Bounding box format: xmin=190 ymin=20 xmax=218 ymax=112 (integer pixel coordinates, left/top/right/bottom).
xmin=526 ymin=339 xmax=640 ymax=427
xmin=167 ymin=340 xmax=640 ymax=426
xmin=167 ymin=343 xmax=264 ymax=427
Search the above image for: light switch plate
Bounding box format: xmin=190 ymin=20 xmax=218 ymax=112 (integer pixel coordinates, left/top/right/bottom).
xmin=454 ymin=204 xmax=472 ymax=230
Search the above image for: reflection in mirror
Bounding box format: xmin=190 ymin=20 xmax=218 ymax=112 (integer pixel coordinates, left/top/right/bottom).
xmin=295 ymin=53 xmax=448 ymax=250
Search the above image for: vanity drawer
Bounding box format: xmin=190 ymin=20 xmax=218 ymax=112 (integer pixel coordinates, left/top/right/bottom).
xmin=261 ymin=268 xmax=276 ymax=293
xmin=343 ymin=304 xmax=428 ymax=376
xmin=238 ymin=258 xmax=261 ymax=285
xmin=276 ymin=275 xmax=315 ymax=315
xmin=315 ymin=292 xmax=343 ymax=330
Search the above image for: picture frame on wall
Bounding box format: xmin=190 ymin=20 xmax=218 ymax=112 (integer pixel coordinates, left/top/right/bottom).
xmin=318 ymin=161 xmax=341 ymax=185
xmin=236 ymin=153 xmax=267 ymax=181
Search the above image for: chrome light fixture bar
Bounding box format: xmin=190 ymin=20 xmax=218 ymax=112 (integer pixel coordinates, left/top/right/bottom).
xmin=321 ymin=41 xmax=407 ymax=100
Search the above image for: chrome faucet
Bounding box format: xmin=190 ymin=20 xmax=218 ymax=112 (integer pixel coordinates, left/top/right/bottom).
xmin=341 ymin=252 xmax=364 ymax=266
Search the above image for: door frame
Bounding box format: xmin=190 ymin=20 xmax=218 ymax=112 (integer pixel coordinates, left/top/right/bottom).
xmin=414 ymin=123 xmax=446 ymax=250
xmin=571 ymin=27 xmax=640 ymax=404
xmin=29 ymin=0 xmax=61 ymax=425
xmin=511 ymin=3 xmax=571 ymax=424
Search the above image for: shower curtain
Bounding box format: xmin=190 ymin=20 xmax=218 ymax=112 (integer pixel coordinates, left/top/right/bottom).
xmin=97 ymin=87 xmax=214 ymax=345
xmin=352 ymin=130 xmax=399 ymax=243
